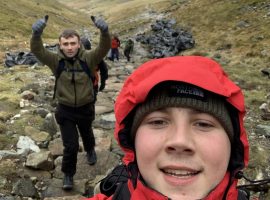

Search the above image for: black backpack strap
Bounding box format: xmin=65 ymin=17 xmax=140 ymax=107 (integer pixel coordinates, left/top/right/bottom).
xmin=99 ymin=164 xmax=131 ymax=199
xmin=55 ymin=59 xmax=66 ymax=78
xmin=112 ymin=182 xmax=131 ymax=200
xmin=53 ymin=59 xmax=66 ymax=99
xmin=79 ymin=60 xmax=94 ymax=82
xmin=53 ymin=59 xmax=94 ymax=99
xmin=100 ymin=164 xmax=129 ymax=196
xmin=99 ymin=163 xmax=139 ymax=199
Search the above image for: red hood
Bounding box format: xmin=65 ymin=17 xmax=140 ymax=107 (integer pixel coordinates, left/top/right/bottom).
xmin=114 ymin=56 xmax=249 ymax=198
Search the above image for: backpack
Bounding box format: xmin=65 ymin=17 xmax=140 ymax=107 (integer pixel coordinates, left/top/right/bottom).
xmin=53 ymin=59 xmax=94 ymax=99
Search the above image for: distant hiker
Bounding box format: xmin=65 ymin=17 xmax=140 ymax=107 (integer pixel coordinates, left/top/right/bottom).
xmin=124 ymin=38 xmax=134 ymax=62
xmin=84 ymin=56 xmax=249 ymax=200
xmin=110 ymin=35 xmax=120 ymax=61
xmin=30 ymin=15 xmax=111 ymax=191
xmin=80 ymin=36 xmax=109 ymax=99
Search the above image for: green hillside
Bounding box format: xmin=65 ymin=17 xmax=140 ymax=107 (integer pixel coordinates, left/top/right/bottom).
xmin=0 ymin=0 xmax=93 ymax=55
xmin=58 ymin=0 xmax=270 ymax=110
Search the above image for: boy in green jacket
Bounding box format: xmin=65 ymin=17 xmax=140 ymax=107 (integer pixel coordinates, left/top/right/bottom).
xmin=30 ymin=15 xmax=111 ymax=190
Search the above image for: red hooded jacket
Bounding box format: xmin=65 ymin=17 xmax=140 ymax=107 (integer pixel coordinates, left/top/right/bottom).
xmin=111 ymin=37 xmax=120 ymax=49
xmin=86 ymin=56 xmax=249 ymax=200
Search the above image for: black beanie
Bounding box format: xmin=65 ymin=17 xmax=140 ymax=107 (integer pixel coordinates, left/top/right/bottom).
xmin=131 ymin=82 xmax=234 ymax=142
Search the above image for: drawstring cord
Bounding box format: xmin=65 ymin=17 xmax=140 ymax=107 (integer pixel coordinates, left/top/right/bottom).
xmin=236 ymin=171 xmax=270 ymax=194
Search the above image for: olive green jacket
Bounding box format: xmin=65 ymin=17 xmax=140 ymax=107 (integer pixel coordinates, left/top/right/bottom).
xmin=30 ymin=32 xmax=111 ymax=107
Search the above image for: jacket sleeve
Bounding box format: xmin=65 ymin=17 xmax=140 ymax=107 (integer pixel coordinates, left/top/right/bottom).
xmin=30 ymin=36 xmax=58 ymax=72
xmin=82 ymin=193 xmax=112 ymax=200
xmin=85 ymin=31 xmax=111 ymax=72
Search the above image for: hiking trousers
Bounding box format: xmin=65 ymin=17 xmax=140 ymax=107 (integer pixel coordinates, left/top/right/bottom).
xmin=124 ymin=49 xmax=131 ymax=61
xmin=55 ymin=103 xmax=95 ymax=176
xmin=111 ymin=48 xmax=119 ymax=61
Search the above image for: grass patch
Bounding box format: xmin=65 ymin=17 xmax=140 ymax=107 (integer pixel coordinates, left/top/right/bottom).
xmin=0 ymin=121 xmax=7 ymax=134
xmin=10 ymin=113 xmax=44 ymax=136
xmin=0 ymin=99 xmax=20 ymax=117
xmin=0 ymin=134 xmax=17 ymax=150
xmin=244 ymin=89 xmax=266 ymax=107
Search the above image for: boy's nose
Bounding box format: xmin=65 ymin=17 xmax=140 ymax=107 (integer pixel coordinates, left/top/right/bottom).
xmin=165 ymin=125 xmax=195 ymax=154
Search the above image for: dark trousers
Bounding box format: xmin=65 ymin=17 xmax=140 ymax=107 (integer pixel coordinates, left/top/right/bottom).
xmin=111 ymin=48 xmax=119 ymax=61
xmin=55 ymin=103 xmax=95 ymax=176
xmin=124 ymin=49 xmax=131 ymax=61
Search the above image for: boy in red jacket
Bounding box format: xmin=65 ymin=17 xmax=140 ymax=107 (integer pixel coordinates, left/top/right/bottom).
xmin=110 ymin=35 xmax=120 ymax=61
xmin=86 ymin=56 xmax=249 ymax=199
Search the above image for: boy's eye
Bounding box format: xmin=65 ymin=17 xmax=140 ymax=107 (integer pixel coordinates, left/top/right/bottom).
xmin=194 ymin=121 xmax=215 ymax=130
xmin=149 ymin=120 xmax=165 ymax=125
xmin=147 ymin=118 xmax=168 ymax=128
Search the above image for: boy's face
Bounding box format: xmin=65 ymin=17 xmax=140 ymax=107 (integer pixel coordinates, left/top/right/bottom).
xmin=59 ymin=36 xmax=80 ymax=58
xmin=135 ymin=107 xmax=231 ymax=200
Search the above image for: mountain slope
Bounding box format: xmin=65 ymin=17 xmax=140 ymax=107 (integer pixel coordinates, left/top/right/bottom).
xmin=58 ymin=0 xmax=270 ymax=108
xmin=0 ymin=0 xmax=92 ymax=56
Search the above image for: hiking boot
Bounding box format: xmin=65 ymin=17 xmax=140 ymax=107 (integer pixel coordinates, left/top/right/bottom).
xmin=87 ymin=149 xmax=97 ymax=165
xmin=62 ymin=174 xmax=73 ymax=190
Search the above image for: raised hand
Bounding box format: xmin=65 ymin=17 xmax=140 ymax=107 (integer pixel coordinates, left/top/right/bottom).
xmin=32 ymin=15 xmax=49 ymax=37
xmin=91 ymin=16 xmax=108 ymax=33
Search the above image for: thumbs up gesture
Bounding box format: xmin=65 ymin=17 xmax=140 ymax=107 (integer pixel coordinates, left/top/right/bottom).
xmin=32 ymin=15 xmax=49 ymax=37
xmin=91 ymin=16 xmax=108 ymax=33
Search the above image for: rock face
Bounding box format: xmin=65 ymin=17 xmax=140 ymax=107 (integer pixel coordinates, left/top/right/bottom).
xmin=136 ymin=19 xmax=195 ymax=58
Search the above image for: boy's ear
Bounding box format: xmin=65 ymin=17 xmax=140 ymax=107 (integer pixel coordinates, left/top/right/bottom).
xmin=58 ymin=42 xmax=61 ymax=50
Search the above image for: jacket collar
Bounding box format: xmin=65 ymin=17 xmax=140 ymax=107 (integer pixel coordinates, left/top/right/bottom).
xmin=128 ymin=172 xmax=237 ymax=199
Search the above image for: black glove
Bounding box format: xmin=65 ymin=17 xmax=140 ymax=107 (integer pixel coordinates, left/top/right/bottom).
xmin=32 ymin=15 xmax=48 ymax=37
xmin=99 ymin=81 xmax=106 ymax=91
xmin=91 ymin=16 xmax=108 ymax=33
